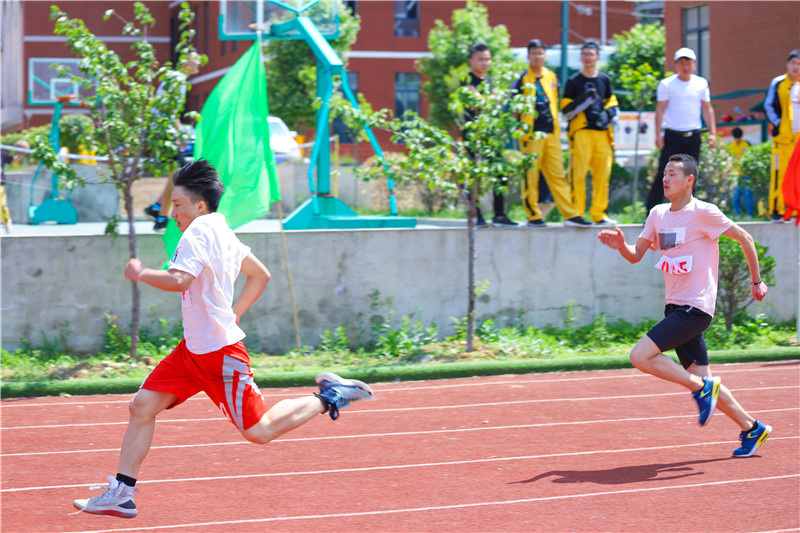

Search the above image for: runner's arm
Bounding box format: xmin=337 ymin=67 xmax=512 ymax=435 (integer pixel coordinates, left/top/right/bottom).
xmin=232 ymin=252 xmax=271 ymax=324
xmin=722 ymin=224 xmax=768 ymax=301
xmin=597 ymin=228 xmax=651 ymax=264
xmin=125 ymin=258 xmax=194 ymax=292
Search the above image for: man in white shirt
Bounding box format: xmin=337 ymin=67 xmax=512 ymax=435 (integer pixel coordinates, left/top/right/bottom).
xmin=73 ymin=159 xmax=373 ymax=519
xmin=646 ymin=48 xmax=717 ymax=213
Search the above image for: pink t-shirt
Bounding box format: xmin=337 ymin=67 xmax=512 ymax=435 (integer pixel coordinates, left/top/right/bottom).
xmin=639 ymin=198 xmax=732 ymax=316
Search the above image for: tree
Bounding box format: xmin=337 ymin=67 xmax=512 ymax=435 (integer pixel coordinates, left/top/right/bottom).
xmin=618 ymin=61 xmax=661 ymax=206
xmin=606 ymin=22 xmax=666 ymax=111
xmin=264 ymin=0 xmax=361 ymax=132
xmin=698 ymin=133 xmax=737 ymax=209
xmin=36 ymin=3 xmax=200 ymax=358
xmin=332 ymin=65 xmax=538 ymax=352
xmin=717 ymin=237 xmax=776 ymax=331
xmin=417 ymin=0 xmax=519 ymax=131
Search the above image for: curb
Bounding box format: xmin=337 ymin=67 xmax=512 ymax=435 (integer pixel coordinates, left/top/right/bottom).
xmin=2 ymin=347 xmax=798 ymax=399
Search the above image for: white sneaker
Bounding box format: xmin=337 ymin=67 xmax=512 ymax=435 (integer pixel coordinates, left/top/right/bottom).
xmin=73 ymin=475 xmax=138 ymax=518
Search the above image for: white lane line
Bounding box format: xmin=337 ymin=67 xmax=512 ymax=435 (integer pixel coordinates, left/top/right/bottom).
xmin=3 ymin=362 xmax=796 ymax=408
xmin=5 ymin=436 xmax=798 ymax=494
xmin=60 ymin=474 xmax=800 ymax=533
xmin=3 ymin=385 xmax=797 ymax=430
xmin=3 ymin=407 xmax=797 ymax=458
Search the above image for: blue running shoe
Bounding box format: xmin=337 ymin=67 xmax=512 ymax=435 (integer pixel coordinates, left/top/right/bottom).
xmin=314 ymin=372 xmax=373 ymax=420
xmin=692 ymin=376 xmax=721 ymax=426
xmin=733 ymin=421 xmax=772 ymax=458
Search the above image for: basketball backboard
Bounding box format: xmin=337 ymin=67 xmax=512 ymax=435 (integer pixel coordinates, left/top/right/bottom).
xmin=28 ymin=58 xmax=92 ymax=106
xmin=219 ymin=0 xmax=339 ymax=41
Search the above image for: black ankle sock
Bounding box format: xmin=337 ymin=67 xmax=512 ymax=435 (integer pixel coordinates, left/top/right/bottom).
xmin=116 ymin=473 xmax=137 ymax=487
xmin=748 ymin=421 xmax=759 ymax=432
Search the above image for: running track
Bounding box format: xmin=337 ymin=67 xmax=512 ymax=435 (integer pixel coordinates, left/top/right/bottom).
xmin=1 ymin=361 xmax=798 ymax=532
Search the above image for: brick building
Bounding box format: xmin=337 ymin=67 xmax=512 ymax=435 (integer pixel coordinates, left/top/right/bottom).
xmin=4 ymin=0 xmax=639 ymax=143
xmin=662 ymin=2 xmax=800 ymax=126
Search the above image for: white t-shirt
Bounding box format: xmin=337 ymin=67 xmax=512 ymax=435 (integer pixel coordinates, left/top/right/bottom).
xmin=169 ymin=212 xmax=251 ymax=354
xmin=639 ymin=198 xmax=732 ymax=316
xmin=657 ymin=74 xmax=710 ymax=132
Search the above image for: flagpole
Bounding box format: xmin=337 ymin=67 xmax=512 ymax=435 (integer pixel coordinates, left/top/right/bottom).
xmin=257 ymin=30 xmax=302 ymax=352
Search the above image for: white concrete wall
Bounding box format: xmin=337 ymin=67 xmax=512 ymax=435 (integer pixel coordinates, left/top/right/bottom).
xmin=1 ymin=222 xmax=796 ymax=354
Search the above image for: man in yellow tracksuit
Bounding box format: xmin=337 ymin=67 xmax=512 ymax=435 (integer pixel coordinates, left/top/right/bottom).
xmin=764 ymin=49 xmax=800 ymax=222
xmin=512 ymin=39 xmax=592 ymax=228
xmin=561 ymin=40 xmax=619 ymax=225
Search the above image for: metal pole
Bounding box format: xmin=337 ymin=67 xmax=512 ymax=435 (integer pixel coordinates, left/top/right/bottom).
xmin=601 ymin=0 xmax=607 ymax=45
xmin=560 ymin=1 xmax=569 ymax=92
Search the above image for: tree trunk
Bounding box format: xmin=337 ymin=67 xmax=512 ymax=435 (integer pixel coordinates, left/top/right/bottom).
xmin=632 ymin=108 xmax=642 ymax=206
xmin=464 ymin=177 xmax=479 ymax=353
xmin=124 ymin=181 xmax=140 ymax=359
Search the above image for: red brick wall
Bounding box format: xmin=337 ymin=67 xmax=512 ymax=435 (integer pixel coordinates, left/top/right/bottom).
xmin=664 ymin=1 xmax=800 ymax=122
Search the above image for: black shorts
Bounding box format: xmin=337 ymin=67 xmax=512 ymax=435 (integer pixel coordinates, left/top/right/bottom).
xmin=646 ymin=304 xmax=713 ymax=369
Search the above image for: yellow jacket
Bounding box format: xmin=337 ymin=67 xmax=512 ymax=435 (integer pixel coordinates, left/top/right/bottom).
xmin=515 ymin=67 xmax=560 ymax=141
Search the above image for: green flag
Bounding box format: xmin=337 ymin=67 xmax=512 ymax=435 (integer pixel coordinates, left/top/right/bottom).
xmin=162 ymin=42 xmax=280 ymax=258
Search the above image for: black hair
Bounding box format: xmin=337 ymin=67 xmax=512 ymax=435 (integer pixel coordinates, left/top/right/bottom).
xmin=527 ymin=39 xmax=547 ymax=52
xmin=668 ymin=153 xmax=699 ymax=182
xmin=172 ymin=158 xmax=225 ymax=212
xmin=732 ymin=127 xmax=743 ymax=138
xmin=788 ymin=49 xmax=800 ymax=62
xmin=581 ymin=40 xmax=600 ymax=53
xmin=469 ymin=42 xmax=490 ymax=59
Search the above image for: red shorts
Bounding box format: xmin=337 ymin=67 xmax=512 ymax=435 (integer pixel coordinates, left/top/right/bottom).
xmin=142 ymin=340 xmax=267 ymax=431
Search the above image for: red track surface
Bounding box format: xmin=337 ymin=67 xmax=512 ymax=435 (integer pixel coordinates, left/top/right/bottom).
xmin=2 ymin=361 xmax=798 ymax=532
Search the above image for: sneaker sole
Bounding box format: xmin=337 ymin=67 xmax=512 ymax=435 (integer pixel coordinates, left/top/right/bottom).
xmin=73 ymin=501 xmax=137 ymax=518
xmin=733 ymin=425 xmax=772 ymax=458
xmin=563 ymin=222 xmax=592 ymax=228
xmin=315 ymin=372 xmax=373 ymax=398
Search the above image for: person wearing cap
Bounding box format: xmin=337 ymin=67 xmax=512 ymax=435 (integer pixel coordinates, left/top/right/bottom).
xmin=645 ymin=47 xmax=717 ymax=213
xmin=764 ymin=49 xmax=800 ymax=222
xmin=511 ymin=39 xmax=592 ymax=228
xmin=561 ymin=40 xmax=619 ymax=226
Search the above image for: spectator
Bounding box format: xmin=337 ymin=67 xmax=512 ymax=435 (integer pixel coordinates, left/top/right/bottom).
xmin=764 ymin=49 xmax=800 ymax=222
xmin=646 ymin=47 xmax=716 ymax=213
xmin=728 ymin=127 xmax=753 ymax=218
xmin=512 ymin=39 xmax=592 ymax=228
xmin=460 ymin=42 xmax=517 ymax=227
xmin=562 ymin=40 xmax=619 ymax=226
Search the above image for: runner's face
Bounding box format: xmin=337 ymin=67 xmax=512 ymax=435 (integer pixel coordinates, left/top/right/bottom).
xmin=171 ymin=185 xmax=208 ymax=232
xmin=468 ymin=50 xmax=491 ymax=77
xmin=528 ymin=47 xmax=547 ymax=69
xmin=662 ymin=161 xmax=693 ymax=199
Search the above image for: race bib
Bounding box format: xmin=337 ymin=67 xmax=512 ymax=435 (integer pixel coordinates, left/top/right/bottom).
xmin=655 ymin=254 xmax=693 ymax=274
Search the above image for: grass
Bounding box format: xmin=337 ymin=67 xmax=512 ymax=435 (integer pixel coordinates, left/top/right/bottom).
xmin=2 ymin=307 xmax=797 ymax=399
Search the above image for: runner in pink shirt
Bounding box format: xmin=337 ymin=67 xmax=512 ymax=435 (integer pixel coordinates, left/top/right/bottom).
xmin=598 ymin=153 xmax=771 ymax=458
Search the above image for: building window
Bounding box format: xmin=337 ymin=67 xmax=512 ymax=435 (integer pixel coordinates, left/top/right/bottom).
xmin=683 ymin=5 xmax=709 ymax=80
xmin=333 ymin=72 xmax=359 ymax=143
xmin=394 ymin=0 xmax=419 ymax=37
xmin=395 ymin=72 xmax=420 ymax=117
xmin=344 ymin=1 xmax=357 ymax=15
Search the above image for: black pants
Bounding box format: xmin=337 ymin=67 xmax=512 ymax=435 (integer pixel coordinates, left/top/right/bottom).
xmin=646 ymin=130 xmax=702 ymax=212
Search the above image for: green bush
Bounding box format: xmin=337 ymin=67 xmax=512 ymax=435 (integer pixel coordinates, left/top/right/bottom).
xmin=737 ymin=141 xmax=772 ymax=200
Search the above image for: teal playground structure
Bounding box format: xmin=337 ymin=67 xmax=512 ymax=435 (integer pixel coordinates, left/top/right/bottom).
xmin=26 ymin=58 xmax=90 ymax=225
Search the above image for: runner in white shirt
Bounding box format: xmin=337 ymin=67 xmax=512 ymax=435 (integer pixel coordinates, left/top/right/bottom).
xmin=73 ymin=159 xmax=373 ymax=519
xmin=598 ymin=153 xmax=772 ymax=459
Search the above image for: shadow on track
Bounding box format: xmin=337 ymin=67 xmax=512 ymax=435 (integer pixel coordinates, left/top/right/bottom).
xmin=509 ymin=457 xmax=734 ymax=485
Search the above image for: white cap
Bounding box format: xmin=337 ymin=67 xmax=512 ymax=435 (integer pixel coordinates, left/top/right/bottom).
xmin=674 ymin=47 xmax=697 ymax=61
